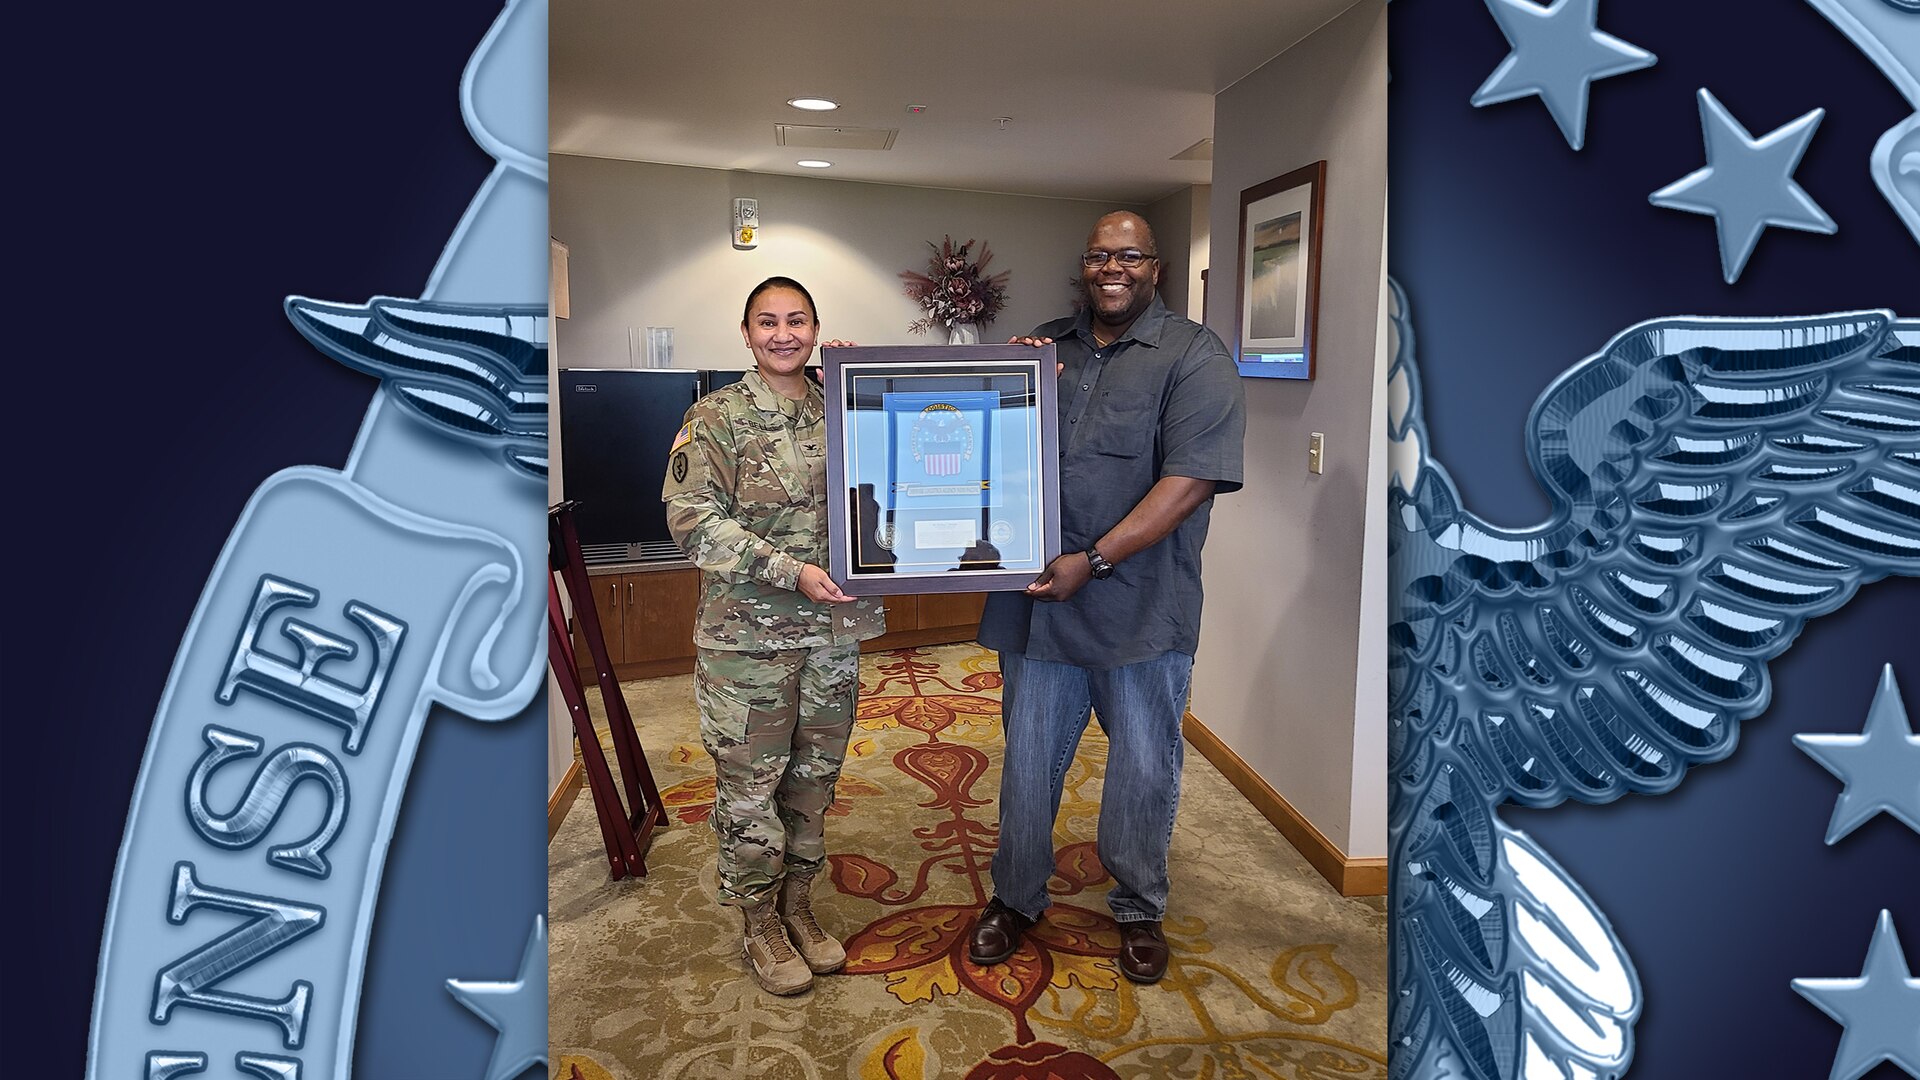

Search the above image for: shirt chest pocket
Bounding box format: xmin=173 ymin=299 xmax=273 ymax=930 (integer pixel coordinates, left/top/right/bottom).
xmin=796 ymin=436 xmax=825 ymax=500
xmin=1088 ymin=389 xmax=1158 ymax=459
xmin=735 ymin=429 xmax=811 ymax=508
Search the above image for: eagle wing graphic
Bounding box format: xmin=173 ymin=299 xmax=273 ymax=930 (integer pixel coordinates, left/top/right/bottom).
xmin=286 ymin=295 xmax=549 ymax=480
xmin=1388 ymin=279 xmax=1918 ymax=1079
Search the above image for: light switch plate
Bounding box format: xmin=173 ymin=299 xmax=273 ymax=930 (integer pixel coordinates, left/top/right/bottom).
xmin=1308 ymin=432 xmax=1325 ymax=474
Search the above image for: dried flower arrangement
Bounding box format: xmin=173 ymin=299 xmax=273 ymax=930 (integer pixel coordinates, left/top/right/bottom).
xmin=900 ymin=235 xmax=1010 ymax=335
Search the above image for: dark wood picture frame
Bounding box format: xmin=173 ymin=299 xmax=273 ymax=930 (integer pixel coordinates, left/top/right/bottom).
xmin=1234 ymin=160 xmax=1327 ymax=380
xmin=821 ymin=344 xmax=1061 ymax=595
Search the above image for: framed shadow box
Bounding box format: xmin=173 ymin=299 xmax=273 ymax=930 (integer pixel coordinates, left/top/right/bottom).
xmin=821 ymin=344 xmax=1060 ymax=596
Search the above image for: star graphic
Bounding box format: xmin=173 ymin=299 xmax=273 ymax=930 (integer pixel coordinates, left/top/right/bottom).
xmin=1794 ymin=664 xmax=1920 ymax=844
xmin=1792 ymin=910 xmax=1920 ymax=1080
xmin=446 ymin=915 xmax=548 ymax=1080
xmin=1470 ymin=0 xmax=1656 ymax=150
xmin=1649 ymin=88 xmax=1837 ymax=284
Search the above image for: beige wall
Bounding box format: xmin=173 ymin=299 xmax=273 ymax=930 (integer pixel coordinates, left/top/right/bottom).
xmin=1188 ymin=185 xmax=1213 ymax=324
xmin=1145 ymin=186 xmax=1195 ymax=318
xmin=1141 ymin=184 xmax=1214 ymax=323
xmin=1193 ymin=0 xmax=1388 ymax=859
xmin=550 ymin=157 xmax=1145 ymax=370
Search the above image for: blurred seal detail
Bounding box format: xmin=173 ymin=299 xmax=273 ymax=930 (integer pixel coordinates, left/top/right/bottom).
xmin=1386 ymin=278 xmax=1919 ymax=1080
xmin=1808 ymin=0 xmax=1920 ymax=245
xmin=1468 ymin=0 xmax=1657 ymax=152
xmin=85 ymin=0 xmax=550 ymax=1076
xmin=285 ymin=297 xmax=549 ymax=481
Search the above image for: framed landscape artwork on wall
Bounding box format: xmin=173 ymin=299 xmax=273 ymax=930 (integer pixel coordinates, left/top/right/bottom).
xmin=1234 ymin=160 xmax=1326 ymax=380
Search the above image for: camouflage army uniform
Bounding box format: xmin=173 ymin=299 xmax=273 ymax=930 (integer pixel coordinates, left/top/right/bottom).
xmin=663 ymin=369 xmax=884 ymax=907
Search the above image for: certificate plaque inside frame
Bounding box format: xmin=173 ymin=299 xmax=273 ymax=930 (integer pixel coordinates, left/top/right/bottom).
xmin=822 ymin=344 xmax=1061 ymax=595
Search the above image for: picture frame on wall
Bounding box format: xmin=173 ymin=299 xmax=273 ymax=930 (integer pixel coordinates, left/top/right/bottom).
xmin=1234 ymin=160 xmax=1326 ymax=380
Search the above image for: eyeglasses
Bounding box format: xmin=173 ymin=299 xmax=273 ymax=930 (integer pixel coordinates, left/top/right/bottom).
xmin=1081 ymin=249 xmax=1158 ymax=269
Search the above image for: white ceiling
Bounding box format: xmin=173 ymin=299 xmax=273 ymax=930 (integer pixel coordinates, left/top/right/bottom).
xmin=550 ymin=0 xmax=1359 ymax=205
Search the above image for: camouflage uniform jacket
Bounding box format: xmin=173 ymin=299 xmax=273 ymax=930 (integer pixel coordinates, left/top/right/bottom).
xmin=663 ymin=370 xmax=885 ymax=650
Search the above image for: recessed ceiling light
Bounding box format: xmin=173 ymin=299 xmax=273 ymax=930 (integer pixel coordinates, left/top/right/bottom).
xmin=787 ymin=98 xmax=840 ymax=111
xmin=796 ymin=160 xmax=833 ymax=168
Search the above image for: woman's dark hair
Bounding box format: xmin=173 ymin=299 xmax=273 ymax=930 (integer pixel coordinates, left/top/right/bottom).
xmin=741 ymin=276 xmax=819 ymax=325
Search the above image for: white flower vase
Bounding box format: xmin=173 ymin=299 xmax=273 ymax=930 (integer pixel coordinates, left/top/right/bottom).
xmin=946 ymin=321 xmax=981 ymax=345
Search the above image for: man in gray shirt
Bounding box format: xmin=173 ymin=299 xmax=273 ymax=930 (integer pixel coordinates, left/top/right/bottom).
xmin=970 ymin=211 xmax=1246 ymax=984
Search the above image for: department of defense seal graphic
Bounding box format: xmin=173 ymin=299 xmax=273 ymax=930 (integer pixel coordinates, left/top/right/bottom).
xmin=86 ymin=1 xmax=552 ymax=1076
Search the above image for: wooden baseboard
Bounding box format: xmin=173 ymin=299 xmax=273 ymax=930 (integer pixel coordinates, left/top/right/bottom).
xmin=548 ymin=760 xmax=584 ymax=843
xmin=1183 ymin=713 xmax=1386 ymax=897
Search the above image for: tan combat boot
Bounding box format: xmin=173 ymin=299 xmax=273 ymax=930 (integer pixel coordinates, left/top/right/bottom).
xmin=742 ymin=898 xmax=813 ymax=995
xmin=779 ymin=871 xmax=847 ymax=974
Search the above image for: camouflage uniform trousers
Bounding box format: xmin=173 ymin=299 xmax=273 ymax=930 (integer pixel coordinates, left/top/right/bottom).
xmin=694 ymin=640 xmax=861 ymax=907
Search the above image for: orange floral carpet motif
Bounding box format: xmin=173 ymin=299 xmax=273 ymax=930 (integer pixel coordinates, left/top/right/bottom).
xmin=549 ymin=644 xmax=1387 ymax=1079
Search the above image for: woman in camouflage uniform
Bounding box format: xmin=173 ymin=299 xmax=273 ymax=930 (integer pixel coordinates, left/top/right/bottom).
xmin=661 ymin=277 xmax=885 ymax=995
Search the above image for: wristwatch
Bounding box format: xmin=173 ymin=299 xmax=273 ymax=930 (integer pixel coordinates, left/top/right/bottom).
xmin=1085 ymin=546 xmax=1115 ymax=580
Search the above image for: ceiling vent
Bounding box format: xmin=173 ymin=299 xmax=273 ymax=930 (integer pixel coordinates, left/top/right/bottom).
xmin=776 ymin=124 xmax=898 ymax=151
xmin=1170 ymin=138 xmax=1214 ymax=161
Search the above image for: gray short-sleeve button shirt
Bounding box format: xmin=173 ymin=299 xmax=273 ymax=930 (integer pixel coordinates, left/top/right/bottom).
xmin=977 ymin=295 xmax=1247 ymax=669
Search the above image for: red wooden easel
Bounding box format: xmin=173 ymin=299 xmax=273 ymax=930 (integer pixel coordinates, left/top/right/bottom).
xmin=549 ymin=501 xmax=666 ymax=878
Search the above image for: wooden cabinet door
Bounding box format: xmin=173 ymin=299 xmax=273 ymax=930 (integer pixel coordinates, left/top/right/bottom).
xmin=880 ymin=594 xmax=919 ymax=633
xmin=574 ymin=574 xmax=625 ymax=674
xmin=629 ymin=569 xmax=701 ymax=663
xmin=918 ymin=591 xmax=986 ymax=632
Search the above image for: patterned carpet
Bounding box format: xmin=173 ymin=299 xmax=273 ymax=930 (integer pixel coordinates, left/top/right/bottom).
xmin=550 ymin=644 xmax=1387 ymax=1079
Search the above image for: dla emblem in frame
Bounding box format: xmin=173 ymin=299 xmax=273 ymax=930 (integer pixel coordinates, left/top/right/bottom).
xmin=910 ymin=403 xmax=976 ymax=479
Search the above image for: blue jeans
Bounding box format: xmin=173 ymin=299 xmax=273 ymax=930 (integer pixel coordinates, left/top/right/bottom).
xmin=990 ymin=650 xmax=1195 ymax=924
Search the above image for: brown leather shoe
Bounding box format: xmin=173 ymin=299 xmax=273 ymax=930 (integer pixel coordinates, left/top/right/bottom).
xmin=967 ymin=897 xmax=1036 ymax=966
xmin=1118 ymin=921 xmax=1169 ymax=984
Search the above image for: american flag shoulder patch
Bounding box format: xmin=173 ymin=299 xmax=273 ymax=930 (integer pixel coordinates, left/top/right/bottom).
xmin=670 ymin=422 xmax=693 ymax=453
